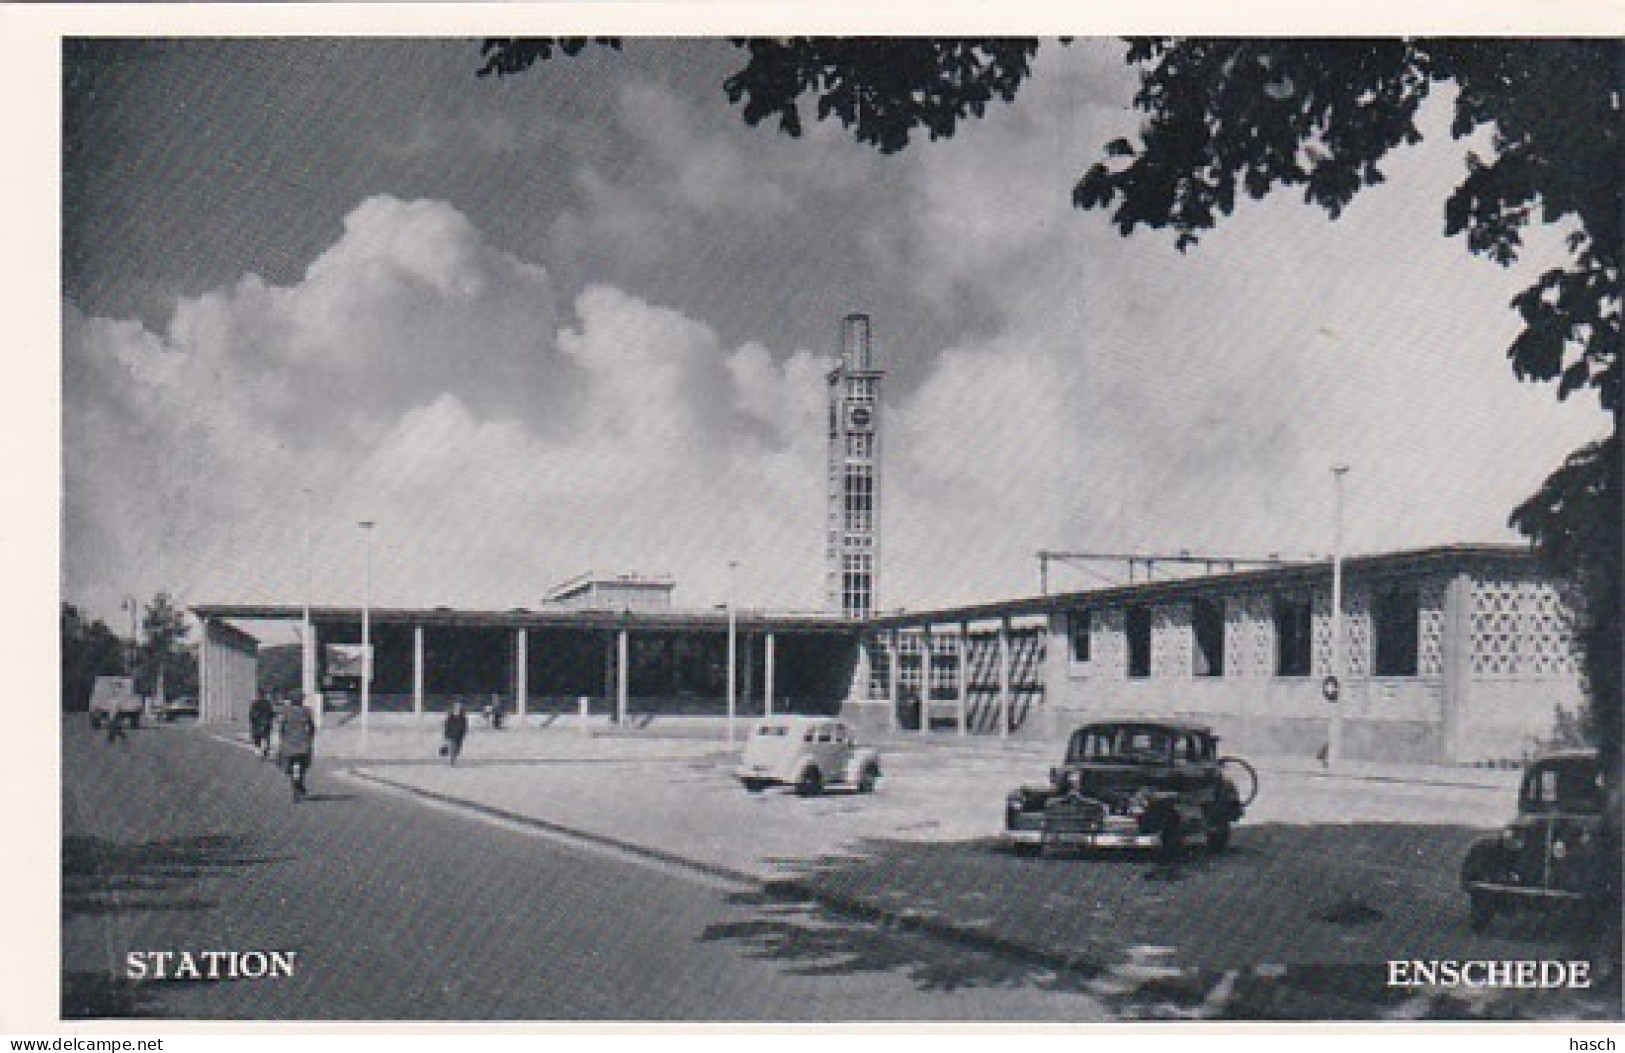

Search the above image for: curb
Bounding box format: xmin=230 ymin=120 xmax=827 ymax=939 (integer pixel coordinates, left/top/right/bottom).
xmin=345 ymin=767 xmax=1113 ymax=983
xmin=346 ymin=768 xmax=762 ymax=890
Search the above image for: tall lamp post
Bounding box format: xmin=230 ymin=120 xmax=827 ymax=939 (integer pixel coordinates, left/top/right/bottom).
xmin=1328 ymin=464 xmax=1350 ymax=767
xmin=302 ymin=487 xmax=318 ymax=727
xmin=726 ymin=560 xmax=738 ymax=747
xmin=121 ymin=595 xmax=139 ymax=685
xmin=359 ymin=520 xmax=375 ymax=738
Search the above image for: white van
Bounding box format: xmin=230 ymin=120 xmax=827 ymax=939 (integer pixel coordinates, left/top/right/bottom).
xmin=88 ymin=675 xmax=145 ymax=729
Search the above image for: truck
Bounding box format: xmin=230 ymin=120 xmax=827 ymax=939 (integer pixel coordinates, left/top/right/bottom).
xmin=88 ymin=675 xmax=145 ymax=730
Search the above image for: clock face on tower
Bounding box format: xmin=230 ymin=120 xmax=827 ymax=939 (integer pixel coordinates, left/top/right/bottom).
xmin=846 ymin=404 xmax=873 ymax=432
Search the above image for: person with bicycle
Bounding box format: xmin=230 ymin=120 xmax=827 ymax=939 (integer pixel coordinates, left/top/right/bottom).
xmin=277 ymin=695 xmax=317 ymax=802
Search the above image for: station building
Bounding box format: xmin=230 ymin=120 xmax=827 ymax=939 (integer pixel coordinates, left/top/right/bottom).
xmin=190 ymin=316 xmax=1587 ymax=766
xmin=849 ymin=544 xmax=1584 ymax=765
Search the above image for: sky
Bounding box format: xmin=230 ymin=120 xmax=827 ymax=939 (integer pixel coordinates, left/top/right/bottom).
xmin=56 ymin=33 xmax=1611 ymax=633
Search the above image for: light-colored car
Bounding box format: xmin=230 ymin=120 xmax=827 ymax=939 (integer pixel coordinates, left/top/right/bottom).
xmin=88 ymin=675 xmax=145 ymax=730
xmin=736 ymin=715 xmax=882 ymax=796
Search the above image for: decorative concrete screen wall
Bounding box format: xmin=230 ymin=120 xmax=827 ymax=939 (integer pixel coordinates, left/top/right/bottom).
xmin=1455 ymin=574 xmax=1585 ymax=763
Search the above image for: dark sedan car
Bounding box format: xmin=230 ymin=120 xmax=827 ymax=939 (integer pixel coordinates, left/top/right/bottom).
xmin=1460 ymin=748 xmax=1614 ymax=931
xmin=1003 ymin=719 xmax=1256 ymax=856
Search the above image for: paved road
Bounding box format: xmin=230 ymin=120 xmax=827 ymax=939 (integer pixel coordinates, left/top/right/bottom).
xmin=62 ymin=718 xmax=1123 ymax=1021
xmin=337 ymin=731 xmax=1617 ymax=1020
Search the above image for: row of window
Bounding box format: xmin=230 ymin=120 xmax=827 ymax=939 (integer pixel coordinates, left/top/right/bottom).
xmin=1070 ymin=589 xmax=1422 ymax=678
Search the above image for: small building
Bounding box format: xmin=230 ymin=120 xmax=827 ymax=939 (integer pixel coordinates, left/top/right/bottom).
xmin=545 ymin=571 xmax=676 ymax=612
xmin=849 ymin=544 xmax=1583 ymax=765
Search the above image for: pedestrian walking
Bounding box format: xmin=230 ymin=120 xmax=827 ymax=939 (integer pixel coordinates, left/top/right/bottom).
xmin=249 ymin=695 xmax=275 ymax=759
xmin=442 ymin=702 xmax=469 ymax=765
xmin=278 ymin=696 xmax=317 ymax=802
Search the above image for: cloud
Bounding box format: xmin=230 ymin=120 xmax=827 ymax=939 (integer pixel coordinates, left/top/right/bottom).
xmin=64 ymin=195 xmax=834 ymax=622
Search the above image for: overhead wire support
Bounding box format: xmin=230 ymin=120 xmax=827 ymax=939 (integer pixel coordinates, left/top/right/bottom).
xmin=1036 ymin=550 xmax=1294 ymax=595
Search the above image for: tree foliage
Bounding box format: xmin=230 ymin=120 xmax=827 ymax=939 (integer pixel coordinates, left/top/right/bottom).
xmin=60 ymin=604 xmax=127 ymax=711
xmin=140 ymin=591 xmax=195 ymax=700
xmin=479 ymin=37 xmax=1044 ymax=154
xmin=478 ymin=36 xmax=1621 ymax=764
xmin=1075 ymin=39 xmax=1619 ymax=416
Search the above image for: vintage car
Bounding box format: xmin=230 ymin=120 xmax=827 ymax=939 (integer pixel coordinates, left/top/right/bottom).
xmin=736 ymin=715 xmax=882 ymax=796
xmin=1003 ymin=719 xmax=1255 ymax=855
xmin=1460 ymin=748 xmax=1614 ymax=932
xmin=88 ymin=675 xmax=146 ymax=730
xmin=156 ymin=696 xmax=200 ymax=722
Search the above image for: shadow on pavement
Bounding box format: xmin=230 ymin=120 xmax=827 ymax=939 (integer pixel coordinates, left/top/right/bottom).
xmin=710 ymin=821 xmax=1621 ymax=1021
xmin=62 ymin=833 xmax=284 ymax=918
xmin=701 ymin=892 xmax=1104 ymax=997
xmin=61 ymin=971 xmax=163 ymax=1019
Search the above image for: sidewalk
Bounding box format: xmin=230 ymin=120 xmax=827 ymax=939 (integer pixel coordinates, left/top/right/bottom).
xmin=272 ymin=717 xmax=1524 ymax=791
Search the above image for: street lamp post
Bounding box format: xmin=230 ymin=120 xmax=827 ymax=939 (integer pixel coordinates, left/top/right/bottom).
xmin=726 ymin=560 xmax=738 ymax=747
xmin=359 ymin=520 xmax=375 ymax=738
xmin=121 ymin=595 xmax=139 ymax=685
xmin=303 ymin=488 xmax=318 ymax=727
xmin=1328 ymin=465 xmax=1350 ymax=767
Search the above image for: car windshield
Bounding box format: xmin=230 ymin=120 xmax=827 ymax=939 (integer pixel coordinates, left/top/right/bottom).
xmin=1067 ymin=725 xmax=1179 ymax=764
xmin=1521 ymin=759 xmax=1604 ymax=814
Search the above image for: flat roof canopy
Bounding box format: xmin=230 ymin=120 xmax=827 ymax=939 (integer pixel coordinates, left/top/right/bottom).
xmin=189 ymin=604 xmax=859 ymax=636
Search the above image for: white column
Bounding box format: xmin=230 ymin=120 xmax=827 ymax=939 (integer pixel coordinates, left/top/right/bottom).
xmin=301 ymin=486 xmax=318 ymax=726
xmin=919 ymin=626 xmax=932 ymax=735
xmin=359 ymin=520 xmax=374 ymax=736
xmin=727 ymin=561 xmax=738 ymax=745
xmin=764 ymin=632 xmax=775 ymax=717
xmin=616 ymin=626 xmax=629 ymax=726
xmin=886 ymin=630 xmax=900 ymax=731
xmin=1329 ymin=464 xmax=1349 ymax=766
xmin=515 ymin=627 xmax=528 ymax=723
xmin=957 ymin=621 xmax=969 ymax=737
xmin=998 ymin=617 xmax=1012 ymax=739
xmin=413 ymin=624 xmax=424 ymax=719
xmin=199 ymin=619 xmax=212 ymax=724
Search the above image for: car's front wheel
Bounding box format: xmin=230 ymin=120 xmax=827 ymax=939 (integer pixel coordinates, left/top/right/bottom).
xmin=1206 ymin=820 xmax=1232 ymax=853
xmin=856 ymin=763 xmax=879 ymax=794
xmin=740 ymin=778 xmax=769 ymax=794
xmin=795 ymin=766 xmax=824 ymax=797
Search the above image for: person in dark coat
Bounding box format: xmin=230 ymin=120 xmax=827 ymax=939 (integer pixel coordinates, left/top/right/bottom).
xmin=249 ymin=696 xmax=275 ymax=758
xmin=278 ymin=697 xmax=317 ymax=801
xmin=442 ymin=703 xmax=469 ymax=765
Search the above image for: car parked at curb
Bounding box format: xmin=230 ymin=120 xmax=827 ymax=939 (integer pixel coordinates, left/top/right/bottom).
xmin=736 ymin=715 xmax=882 ymax=796
xmin=1003 ymin=718 xmax=1256 ymax=855
xmin=1460 ymin=748 xmax=1613 ymax=932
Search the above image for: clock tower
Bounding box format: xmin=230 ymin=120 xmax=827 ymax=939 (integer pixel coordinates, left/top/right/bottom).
xmin=826 ymin=314 xmax=884 ymax=618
